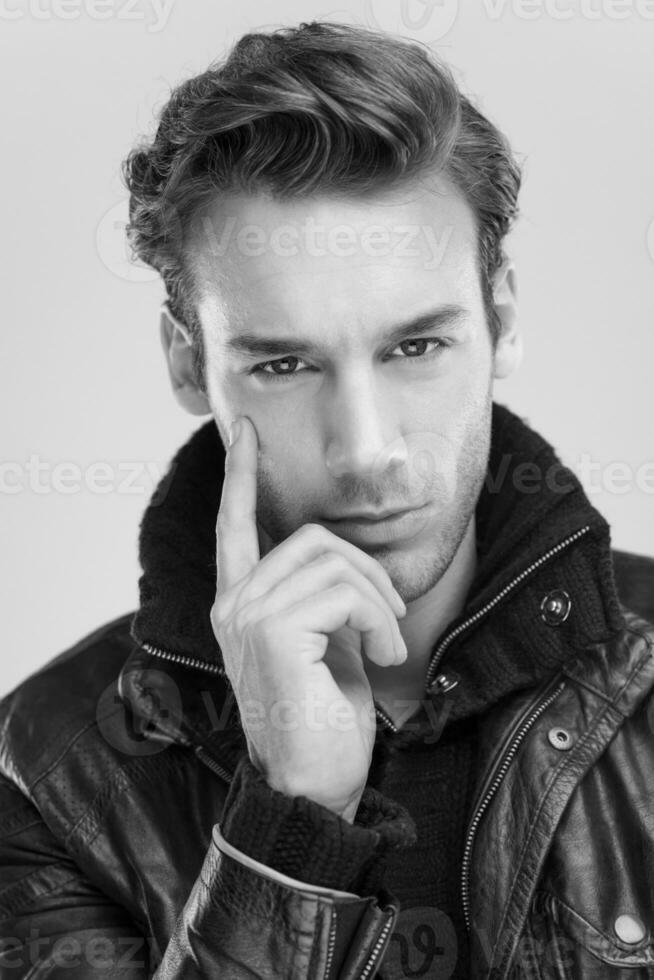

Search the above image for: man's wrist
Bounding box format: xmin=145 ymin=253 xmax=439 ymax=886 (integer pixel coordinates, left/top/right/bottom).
xmin=262 ymin=765 xmax=365 ymax=825
xmin=219 ymin=754 xmax=417 ymax=893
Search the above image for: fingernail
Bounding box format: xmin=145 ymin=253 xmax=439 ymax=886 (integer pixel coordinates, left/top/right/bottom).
xmin=394 ymin=590 xmax=406 ymax=615
xmin=396 ymin=637 xmax=408 ymax=663
xmin=229 ymin=419 xmax=241 ymax=446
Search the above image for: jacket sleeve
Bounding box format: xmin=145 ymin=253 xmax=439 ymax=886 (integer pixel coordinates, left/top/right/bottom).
xmin=0 ymin=774 xmax=149 ymax=979
xmin=155 ymin=754 xmax=417 ymax=978
xmin=0 ymin=758 xmax=416 ymax=980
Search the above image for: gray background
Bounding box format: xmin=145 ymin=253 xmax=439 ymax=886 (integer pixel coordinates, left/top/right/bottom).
xmin=2 ymin=0 xmax=653 ymax=694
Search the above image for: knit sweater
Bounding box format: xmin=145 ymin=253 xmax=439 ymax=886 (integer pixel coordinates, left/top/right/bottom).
xmin=131 ymin=402 xmax=624 ymax=979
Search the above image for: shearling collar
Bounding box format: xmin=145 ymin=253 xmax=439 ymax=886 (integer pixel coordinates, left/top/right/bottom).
xmin=126 ymin=402 xmax=626 ymax=746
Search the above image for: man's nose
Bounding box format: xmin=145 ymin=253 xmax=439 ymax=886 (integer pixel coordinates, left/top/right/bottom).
xmin=323 ymin=369 xmax=408 ymax=479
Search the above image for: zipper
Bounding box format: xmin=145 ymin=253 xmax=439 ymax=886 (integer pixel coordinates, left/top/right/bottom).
xmin=357 ymin=908 xmax=396 ymax=979
xmin=424 ymin=524 xmax=591 ymax=692
xmin=140 ymin=641 xmax=397 ymax=980
xmin=372 ymin=525 xmax=590 ymax=733
xmin=135 ymin=527 xmax=590 ymax=978
xmin=141 ymin=634 xmax=403 ymax=740
xmin=374 ymin=703 xmax=398 ymax=733
xmin=192 ymin=741 xmax=383 ymax=980
xmin=459 ymin=677 xmax=566 ymax=932
xmin=141 ymin=522 xmax=590 ymax=738
xmin=193 ymin=739 xmax=391 ymax=980
xmin=324 ymin=909 xmax=337 ymax=980
xmin=140 ymin=640 xmax=226 ymax=677
xmin=135 ymin=642 xmax=236 ymax=781
xmin=194 ymin=745 xmax=234 ymax=784
xmin=195 ymin=725 xmax=390 ymax=980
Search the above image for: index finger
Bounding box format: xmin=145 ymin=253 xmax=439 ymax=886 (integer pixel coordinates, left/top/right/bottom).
xmin=216 ymin=415 xmax=260 ymax=592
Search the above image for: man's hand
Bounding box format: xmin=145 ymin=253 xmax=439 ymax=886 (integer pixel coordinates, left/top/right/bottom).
xmin=210 ymin=416 xmax=407 ymax=823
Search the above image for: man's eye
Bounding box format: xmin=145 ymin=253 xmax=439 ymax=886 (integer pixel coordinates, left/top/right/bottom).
xmin=250 ymin=356 xmax=311 ymax=381
xmin=249 ymin=338 xmax=448 ymax=384
xmin=388 ymin=338 xmax=446 ymax=359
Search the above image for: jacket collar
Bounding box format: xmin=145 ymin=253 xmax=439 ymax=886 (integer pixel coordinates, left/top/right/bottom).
xmin=428 ymin=403 xmax=626 ymax=727
xmin=119 ymin=402 xmax=627 ymax=756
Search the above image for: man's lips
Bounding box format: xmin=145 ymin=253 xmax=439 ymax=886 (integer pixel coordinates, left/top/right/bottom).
xmin=322 ymin=506 xmax=416 ymax=523
xmin=320 ymin=504 xmax=431 ymax=545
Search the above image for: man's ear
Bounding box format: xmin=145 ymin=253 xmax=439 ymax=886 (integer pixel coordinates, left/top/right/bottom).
xmin=491 ymin=259 xmax=522 ymax=379
xmin=159 ymin=303 xmax=211 ymax=416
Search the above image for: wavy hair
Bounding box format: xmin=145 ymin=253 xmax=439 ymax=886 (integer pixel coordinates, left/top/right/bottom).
xmin=122 ymin=22 xmax=522 ymax=391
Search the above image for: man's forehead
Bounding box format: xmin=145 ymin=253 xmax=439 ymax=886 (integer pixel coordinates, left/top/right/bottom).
xmin=189 ymin=175 xmax=478 ymax=275
xmin=189 ymin=176 xmax=481 ymax=343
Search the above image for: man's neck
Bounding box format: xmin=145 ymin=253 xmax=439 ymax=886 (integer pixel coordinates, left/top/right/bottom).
xmin=366 ymin=517 xmax=478 ymax=726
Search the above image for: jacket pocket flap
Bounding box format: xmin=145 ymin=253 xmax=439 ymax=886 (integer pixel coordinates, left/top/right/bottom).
xmin=542 ymin=891 xmax=654 ymax=969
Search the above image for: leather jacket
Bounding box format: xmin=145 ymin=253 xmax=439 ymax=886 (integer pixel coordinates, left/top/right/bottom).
xmin=2 ymin=408 xmax=654 ymax=979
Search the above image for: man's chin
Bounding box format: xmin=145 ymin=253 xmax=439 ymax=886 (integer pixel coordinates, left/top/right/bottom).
xmin=374 ymin=519 xmax=476 ymax=606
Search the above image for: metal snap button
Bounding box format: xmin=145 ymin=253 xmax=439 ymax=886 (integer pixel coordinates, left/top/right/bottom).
xmin=540 ymin=589 xmax=572 ymax=626
xmin=547 ymin=727 xmax=573 ymax=750
xmin=614 ymin=914 xmax=647 ymax=944
xmin=430 ymin=672 xmax=460 ymax=695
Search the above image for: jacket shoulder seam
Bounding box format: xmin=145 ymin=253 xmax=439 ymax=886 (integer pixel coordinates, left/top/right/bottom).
xmin=563 ymin=628 xmax=654 ymax=716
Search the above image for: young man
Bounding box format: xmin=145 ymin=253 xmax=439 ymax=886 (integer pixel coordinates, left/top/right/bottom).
xmin=1 ymin=21 xmax=653 ymax=980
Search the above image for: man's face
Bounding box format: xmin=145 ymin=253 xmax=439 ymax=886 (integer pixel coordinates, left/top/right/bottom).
xmin=188 ymin=177 xmax=503 ymax=603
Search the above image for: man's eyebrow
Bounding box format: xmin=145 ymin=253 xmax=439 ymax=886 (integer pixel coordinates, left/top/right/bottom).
xmin=224 ymin=305 xmax=470 ymax=358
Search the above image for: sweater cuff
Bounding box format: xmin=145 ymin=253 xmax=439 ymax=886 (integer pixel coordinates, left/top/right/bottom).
xmin=219 ymin=755 xmax=417 ymax=894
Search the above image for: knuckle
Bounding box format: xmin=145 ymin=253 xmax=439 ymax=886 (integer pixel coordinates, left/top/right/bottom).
xmin=210 ymin=600 xmax=227 ymax=638
xmin=211 ymin=594 xmax=228 ymax=624
xmin=320 ymin=550 xmax=349 ymax=573
xmin=332 ymin=581 xmax=356 ymax=603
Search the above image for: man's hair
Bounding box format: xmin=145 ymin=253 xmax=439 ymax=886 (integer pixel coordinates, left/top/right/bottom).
xmin=122 ymin=21 xmax=522 ymax=392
